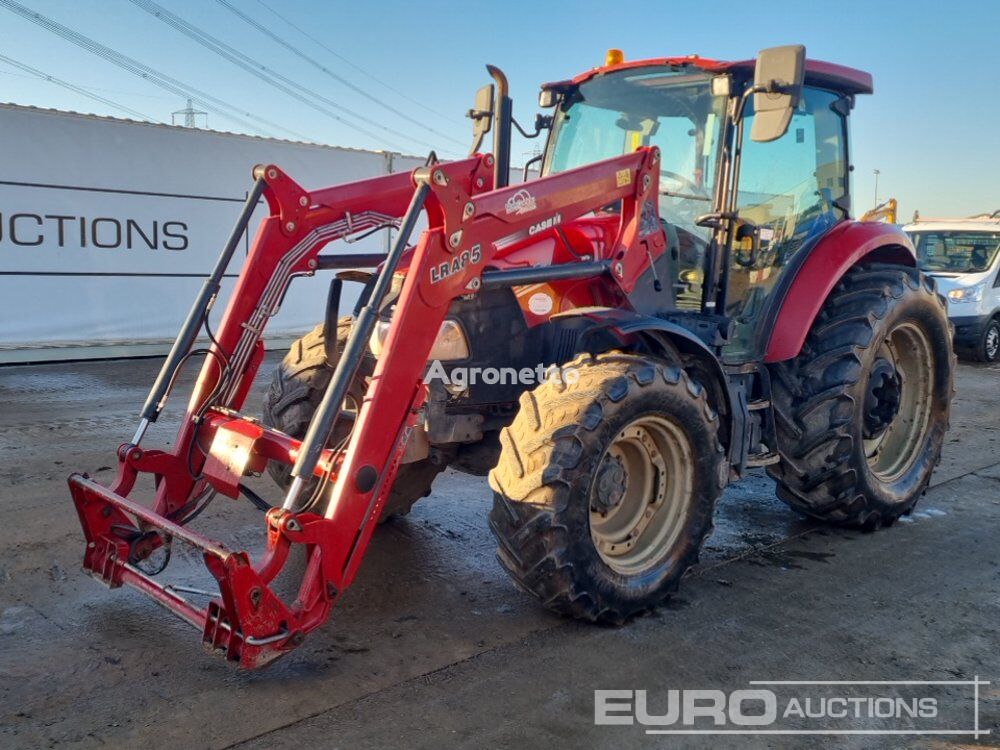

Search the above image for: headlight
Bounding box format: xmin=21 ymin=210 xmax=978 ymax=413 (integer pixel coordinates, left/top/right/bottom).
xmin=947 ymin=283 xmax=985 ymax=304
xmin=369 ymin=318 xmax=469 ymax=361
xmin=428 ymin=319 xmax=470 ymax=360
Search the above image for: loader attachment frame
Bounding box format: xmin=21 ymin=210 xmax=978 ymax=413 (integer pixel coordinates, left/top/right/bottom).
xmin=68 ymin=146 xmax=664 ymax=668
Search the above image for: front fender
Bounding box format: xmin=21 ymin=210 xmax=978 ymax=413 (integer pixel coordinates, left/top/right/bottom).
xmin=551 ymin=306 xmax=733 ymax=437
xmin=764 ymin=221 xmax=916 ymax=363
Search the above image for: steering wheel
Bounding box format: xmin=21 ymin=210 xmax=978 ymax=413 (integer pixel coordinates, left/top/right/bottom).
xmin=660 ymin=170 xmax=710 ymax=200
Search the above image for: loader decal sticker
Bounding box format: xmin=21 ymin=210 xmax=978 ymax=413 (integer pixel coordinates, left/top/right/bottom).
xmin=528 ymin=214 xmax=561 ymax=235
xmin=505 ymin=189 xmax=537 ymax=216
xmin=616 ymin=168 xmax=632 ymax=188
xmin=430 ymin=244 xmax=482 ymax=284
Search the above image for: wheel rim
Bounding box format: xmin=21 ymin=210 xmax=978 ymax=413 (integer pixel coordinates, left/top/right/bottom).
xmin=589 ymin=415 xmax=694 ymax=575
xmin=864 ymin=321 xmax=935 ymax=481
xmin=986 ymin=325 xmax=999 ymax=361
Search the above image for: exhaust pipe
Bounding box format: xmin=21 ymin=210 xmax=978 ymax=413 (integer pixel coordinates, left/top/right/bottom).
xmin=487 ymin=65 xmax=512 ymax=190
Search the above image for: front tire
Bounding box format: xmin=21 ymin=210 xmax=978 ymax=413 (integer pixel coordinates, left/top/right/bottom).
xmin=488 ymin=353 xmax=724 ymax=623
xmin=768 ymin=265 xmax=954 ymax=528
xmin=973 ymin=317 xmax=1000 ymax=363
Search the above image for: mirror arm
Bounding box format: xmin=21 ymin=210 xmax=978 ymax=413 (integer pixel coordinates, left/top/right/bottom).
xmin=695 ymin=211 xmax=739 ymax=229
xmin=512 ymin=114 xmax=553 ymax=140
xmin=522 ymin=152 xmax=544 ymax=183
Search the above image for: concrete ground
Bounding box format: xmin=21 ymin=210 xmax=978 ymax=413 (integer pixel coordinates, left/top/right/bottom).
xmin=0 ymin=355 xmax=996 ymax=749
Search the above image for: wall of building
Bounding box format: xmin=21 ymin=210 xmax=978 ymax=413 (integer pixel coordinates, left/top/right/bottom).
xmin=0 ymin=104 xmax=426 ymax=362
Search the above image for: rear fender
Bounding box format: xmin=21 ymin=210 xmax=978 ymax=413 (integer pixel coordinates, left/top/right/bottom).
xmin=765 ymin=221 xmax=916 ymax=363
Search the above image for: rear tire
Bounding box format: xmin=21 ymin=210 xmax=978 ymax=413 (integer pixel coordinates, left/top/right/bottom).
xmin=262 ymin=319 xmax=444 ymax=520
xmin=488 ymin=352 xmax=724 ymax=623
xmin=768 ymin=265 xmax=954 ymax=528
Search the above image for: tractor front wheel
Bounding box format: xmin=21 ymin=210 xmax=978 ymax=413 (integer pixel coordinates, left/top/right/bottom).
xmin=768 ymin=265 xmax=954 ymax=528
xmin=488 ymin=353 xmax=724 ymax=623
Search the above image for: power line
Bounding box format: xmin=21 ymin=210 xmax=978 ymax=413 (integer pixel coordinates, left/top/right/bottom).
xmin=0 ymin=0 xmax=315 ymax=141
xmin=129 ymin=0 xmax=446 ymax=154
xmin=215 ymin=0 xmax=464 ymax=147
xmin=251 ymin=0 xmax=457 ymax=127
xmin=0 ymin=67 xmax=175 ymax=100
xmin=0 ymin=53 xmax=164 ymax=122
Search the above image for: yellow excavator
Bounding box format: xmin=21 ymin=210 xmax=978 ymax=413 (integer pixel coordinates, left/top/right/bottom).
xmin=861 ymin=198 xmax=898 ymax=223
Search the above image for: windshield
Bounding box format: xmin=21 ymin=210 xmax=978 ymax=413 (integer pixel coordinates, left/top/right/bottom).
xmin=543 ymin=65 xmax=726 ymax=238
xmin=910 ymin=230 xmax=1000 ymax=274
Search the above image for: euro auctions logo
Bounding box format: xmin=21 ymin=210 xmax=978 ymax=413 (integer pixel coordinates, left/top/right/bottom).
xmin=596 ymin=688 xmax=789 ymax=728
xmin=595 ymin=679 xmax=990 ymax=738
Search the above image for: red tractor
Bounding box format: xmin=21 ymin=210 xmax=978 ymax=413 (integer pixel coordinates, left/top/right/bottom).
xmin=69 ymin=46 xmax=953 ymax=668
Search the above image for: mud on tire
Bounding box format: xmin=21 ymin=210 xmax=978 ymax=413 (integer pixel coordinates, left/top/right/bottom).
xmin=487 ymin=352 xmax=725 ymax=623
xmin=768 ymin=265 xmax=954 ymax=528
xmin=262 ymin=318 xmax=444 ymax=519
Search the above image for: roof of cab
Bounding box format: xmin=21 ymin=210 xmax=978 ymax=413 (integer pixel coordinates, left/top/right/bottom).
xmin=546 ymin=55 xmax=873 ymax=96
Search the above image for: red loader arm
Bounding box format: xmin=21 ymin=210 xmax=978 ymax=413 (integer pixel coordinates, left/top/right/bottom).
xmin=68 ymin=146 xmax=663 ymax=667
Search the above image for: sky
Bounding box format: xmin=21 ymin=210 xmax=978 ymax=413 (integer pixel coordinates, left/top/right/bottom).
xmin=0 ymin=0 xmax=996 ymax=219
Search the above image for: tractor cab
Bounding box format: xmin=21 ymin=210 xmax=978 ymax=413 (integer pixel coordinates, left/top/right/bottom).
xmin=534 ymin=49 xmax=870 ymax=360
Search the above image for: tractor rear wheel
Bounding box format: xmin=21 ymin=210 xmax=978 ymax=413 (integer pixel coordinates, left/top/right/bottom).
xmin=262 ymin=319 xmax=445 ymax=520
xmin=768 ymin=265 xmax=954 ymax=528
xmin=488 ymin=352 xmax=724 ymax=623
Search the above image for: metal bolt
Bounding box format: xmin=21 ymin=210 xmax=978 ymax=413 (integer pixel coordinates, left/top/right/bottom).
xmin=433 ymin=170 xmax=448 ymax=186
xmin=643 ymin=174 xmax=651 ymax=190
xmin=468 ymin=277 xmax=481 ymax=291
xmin=298 ymin=196 xmax=308 ymax=207
xmin=485 ymin=154 xmax=495 ymax=166
xmin=652 ymin=147 xmax=660 ymax=162
xmin=614 ymin=262 xmax=624 ymax=277
xmin=285 ymin=517 xmax=302 ymax=532
xmin=285 ymin=221 xmax=296 ymax=233
xmin=449 ymin=230 xmax=463 ymax=248
xmin=267 ymin=168 xmax=278 ymax=180
xmin=249 ymin=588 xmax=262 ymax=610
xmin=463 ymin=201 xmax=475 ymax=220
xmin=475 ymin=177 xmax=485 ymax=188
xmin=307 ymin=258 xmax=317 ymax=269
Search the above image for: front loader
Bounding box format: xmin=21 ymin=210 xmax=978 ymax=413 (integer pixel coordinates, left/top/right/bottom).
xmin=69 ymin=46 xmax=953 ymax=667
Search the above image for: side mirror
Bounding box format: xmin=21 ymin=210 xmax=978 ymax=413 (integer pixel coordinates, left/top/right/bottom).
xmin=538 ymin=88 xmax=557 ymax=108
xmin=750 ymin=45 xmax=805 ymax=143
xmin=467 ymin=83 xmax=494 ymax=155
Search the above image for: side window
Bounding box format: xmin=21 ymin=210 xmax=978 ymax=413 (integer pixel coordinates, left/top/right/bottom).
xmin=724 ymin=87 xmax=848 ymax=359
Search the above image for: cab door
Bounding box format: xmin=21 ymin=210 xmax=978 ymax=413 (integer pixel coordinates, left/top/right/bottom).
xmin=723 ymin=87 xmax=850 ymax=361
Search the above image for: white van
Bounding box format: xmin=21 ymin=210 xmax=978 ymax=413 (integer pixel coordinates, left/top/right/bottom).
xmin=904 ymin=214 xmax=1000 ymax=362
